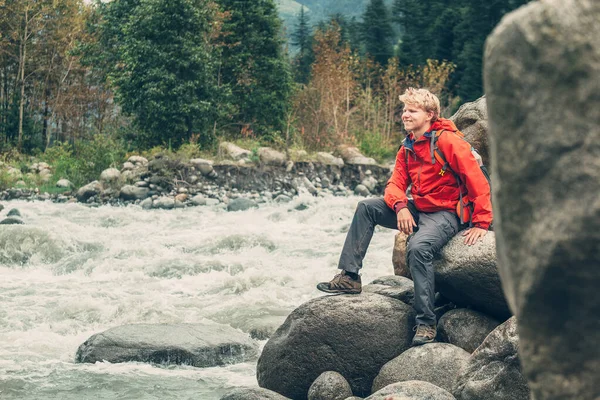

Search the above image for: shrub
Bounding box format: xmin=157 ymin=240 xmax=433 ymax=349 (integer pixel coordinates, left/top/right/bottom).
xmin=357 ymin=131 xmax=398 ymax=163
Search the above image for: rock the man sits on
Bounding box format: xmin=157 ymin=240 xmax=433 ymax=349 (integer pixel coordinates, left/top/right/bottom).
xmin=317 ymin=88 xmax=493 ymax=346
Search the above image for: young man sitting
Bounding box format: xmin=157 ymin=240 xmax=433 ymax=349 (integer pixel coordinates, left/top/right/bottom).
xmin=317 ymin=88 xmax=493 ymax=346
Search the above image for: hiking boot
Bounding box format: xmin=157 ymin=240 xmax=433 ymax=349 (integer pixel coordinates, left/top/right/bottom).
xmin=412 ymin=324 xmax=436 ymax=346
xmin=316 ymin=271 xmax=362 ymax=294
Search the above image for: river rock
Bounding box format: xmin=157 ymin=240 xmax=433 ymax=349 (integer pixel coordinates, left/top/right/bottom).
xmin=6 ymin=167 xmax=22 ymax=179
xmin=120 ymin=185 xmax=150 ymax=201
xmin=363 ymin=275 xmax=414 ymax=305
xmin=75 ymin=323 xmax=258 ymax=368
xmin=258 ymin=147 xmax=286 ymax=166
xmin=453 ymin=317 xmax=529 ymax=400
xmin=372 ymin=343 xmax=470 ymax=393
xmin=0 ymin=204 xmax=3 ymax=212
xmin=99 ymin=168 xmax=121 ymax=183
xmin=450 ymin=97 xmax=489 ymax=166
xmin=360 ymin=176 xmax=378 ymax=192
xmin=437 ymin=309 xmax=500 ymax=353
xmin=154 ymin=197 xmax=175 ymax=209
xmin=316 ymin=152 xmax=344 ymax=167
xmin=0 ymin=217 xmax=24 ymax=225
xmin=354 ymin=184 xmax=370 ymax=196
xmin=7 ymin=208 xmax=21 ymax=217
xmin=308 ymin=371 xmax=353 ymax=400
xmin=121 ymin=161 xmax=135 ymax=171
xmin=76 ymin=181 xmax=102 ymax=202
xmin=485 ymin=1 xmax=600 ymax=398
xmin=219 ymin=142 xmax=251 ymax=161
xmin=38 ymin=168 xmax=53 ymax=182
xmin=257 ymin=293 xmax=416 ymax=399
xmin=392 ymin=233 xmax=411 ymax=278
xmin=274 ymin=194 xmax=292 ymax=203
xmin=190 ymin=194 xmax=207 ymax=206
xmin=128 ymin=155 xmax=148 ymax=165
xmin=220 ymin=387 xmax=290 ymax=400
xmin=336 ymin=146 xmax=376 ymax=165
xmin=56 ymin=179 xmax=72 ymax=188
xmin=227 ymin=198 xmax=258 ymax=212
xmin=140 ymin=198 xmax=153 ymax=210
xmin=366 ymin=381 xmax=456 ymax=400
xmin=433 ymin=232 xmax=510 ymax=320
xmin=190 ymin=158 xmax=214 ymax=176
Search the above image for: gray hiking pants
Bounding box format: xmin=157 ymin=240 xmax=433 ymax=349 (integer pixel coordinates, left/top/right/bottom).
xmin=338 ymin=197 xmax=460 ymax=326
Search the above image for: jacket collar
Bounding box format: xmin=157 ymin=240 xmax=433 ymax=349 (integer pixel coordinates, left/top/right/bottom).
xmin=402 ymin=118 xmax=459 ymax=151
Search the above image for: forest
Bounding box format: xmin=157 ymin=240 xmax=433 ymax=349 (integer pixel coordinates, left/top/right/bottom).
xmin=0 ymin=0 xmax=531 ymax=177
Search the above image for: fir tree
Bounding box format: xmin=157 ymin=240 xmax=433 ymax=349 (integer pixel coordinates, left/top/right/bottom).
xmin=291 ymin=6 xmax=312 ymax=84
xmin=217 ymin=0 xmax=293 ymax=140
xmin=361 ymin=0 xmax=394 ymax=66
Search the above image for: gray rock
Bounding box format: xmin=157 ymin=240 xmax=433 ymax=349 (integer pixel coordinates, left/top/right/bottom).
xmin=308 ymin=371 xmax=353 ymax=400
xmin=437 ymin=309 xmax=500 ymax=353
xmin=127 ymin=155 xmax=148 ymax=165
xmin=0 ymin=217 xmax=24 ymax=225
xmin=140 ymin=198 xmax=153 ymax=210
xmin=219 ymin=142 xmax=251 ymax=161
xmin=354 ymin=184 xmax=370 ymax=196
xmin=56 ymin=179 xmax=72 ymax=188
xmin=360 ymin=176 xmax=378 ymax=192
xmin=121 ymin=161 xmax=135 ymax=171
xmin=366 ymin=380 xmax=456 ymax=400
xmin=7 ymin=208 xmax=21 ymax=217
xmin=453 ymin=317 xmax=529 ymax=400
xmin=227 ymin=198 xmax=258 ymax=212
xmin=301 ymin=177 xmax=317 ymax=195
xmin=154 ymin=197 xmax=175 ymax=209
xmin=120 ymin=185 xmax=150 ymax=201
xmin=336 ymin=146 xmax=376 ymax=165
xmin=450 ymin=97 xmax=489 ymax=166
xmin=38 ymin=168 xmax=52 ymax=182
xmin=206 ymin=198 xmax=220 ymax=206
xmin=190 ymin=194 xmax=207 ymax=206
xmin=372 ymin=343 xmax=470 ymax=393
xmin=190 ymin=158 xmax=214 ymax=176
xmin=274 ymin=194 xmax=292 ymax=203
xmin=392 ymin=232 xmax=411 ymax=278
xmin=257 ymin=293 xmax=416 ymax=399
xmin=220 ymin=387 xmax=290 ymax=400
xmin=364 ymin=275 xmax=414 ymax=305
xmin=99 ymin=168 xmax=121 ymax=183
xmin=0 ymin=204 xmax=3 ymax=212
xmin=75 ymin=323 xmax=258 ymax=368
xmin=258 ymin=147 xmax=286 ymax=166
xmin=316 ymin=152 xmax=344 ymax=167
xmin=76 ymin=181 xmax=102 ymax=202
xmin=485 ymin=1 xmax=600 ymax=398
xmin=433 ymin=232 xmax=510 ymax=320
xmin=6 ymin=167 xmax=22 ymax=179
xmin=343 ymin=398 xmax=363 ymax=400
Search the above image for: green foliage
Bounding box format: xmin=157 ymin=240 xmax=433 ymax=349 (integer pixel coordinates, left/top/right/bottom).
xmin=361 ymin=0 xmax=394 ymax=66
xmin=356 ymin=131 xmax=397 ymax=163
xmin=291 ymin=6 xmax=314 ymax=83
xmin=218 ymin=0 xmax=294 ymax=141
xmin=42 ymin=135 xmax=126 ymax=188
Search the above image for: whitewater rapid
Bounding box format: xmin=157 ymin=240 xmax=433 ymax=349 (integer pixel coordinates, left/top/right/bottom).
xmin=0 ymin=195 xmax=396 ymax=399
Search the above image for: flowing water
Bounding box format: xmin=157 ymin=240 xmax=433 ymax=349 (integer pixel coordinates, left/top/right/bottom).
xmin=0 ymin=195 xmax=396 ymax=399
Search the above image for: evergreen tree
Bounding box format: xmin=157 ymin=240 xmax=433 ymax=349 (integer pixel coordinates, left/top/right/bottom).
xmin=92 ymin=0 xmax=220 ymax=147
xmin=361 ymin=0 xmax=394 ymax=66
xmin=217 ymin=0 xmax=293 ymax=140
xmin=291 ymin=6 xmax=313 ymax=84
xmin=393 ymin=0 xmax=429 ymax=66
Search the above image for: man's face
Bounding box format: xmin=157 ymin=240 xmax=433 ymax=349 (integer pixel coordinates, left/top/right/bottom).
xmin=402 ymin=104 xmax=433 ymax=133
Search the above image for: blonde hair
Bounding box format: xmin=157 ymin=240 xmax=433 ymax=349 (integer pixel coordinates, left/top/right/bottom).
xmin=399 ymin=88 xmax=441 ymax=121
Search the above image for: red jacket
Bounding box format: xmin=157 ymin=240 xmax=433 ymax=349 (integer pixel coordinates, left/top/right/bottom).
xmin=384 ymin=118 xmax=493 ymax=230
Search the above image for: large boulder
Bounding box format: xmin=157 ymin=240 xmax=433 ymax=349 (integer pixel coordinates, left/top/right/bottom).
xmin=220 ymin=387 xmax=290 ymax=400
xmin=308 ymin=371 xmax=353 ymax=400
xmin=372 ymin=343 xmax=470 ymax=393
xmin=485 ymin=1 xmax=600 ymax=399
xmin=75 ymin=323 xmax=258 ymax=368
xmin=99 ymin=168 xmax=121 ymax=183
xmin=453 ymin=317 xmax=529 ymax=400
xmin=227 ymin=198 xmax=258 ymax=212
xmin=119 ymin=185 xmax=150 ymax=201
xmin=433 ymin=232 xmax=510 ymax=320
xmin=336 ymin=146 xmax=376 ymax=165
xmin=437 ymin=309 xmax=500 ymax=353
xmin=366 ymin=381 xmax=456 ymax=400
xmin=219 ymin=142 xmax=251 ymax=161
xmin=316 ymin=152 xmax=344 ymax=167
xmin=258 ymin=147 xmax=286 ymax=166
xmin=76 ymin=181 xmax=102 ymax=202
xmin=363 ymin=275 xmax=414 ymax=305
xmin=257 ymin=293 xmax=416 ymax=399
xmin=450 ymin=97 xmax=489 ymax=166
xmin=190 ymin=158 xmax=214 ymax=176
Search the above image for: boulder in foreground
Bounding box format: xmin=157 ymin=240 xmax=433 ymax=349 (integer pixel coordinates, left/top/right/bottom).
xmin=76 ymin=323 xmax=258 ymax=367
xmin=366 ymin=380 xmax=456 ymax=400
xmin=257 ymin=293 xmax=415 ymax=399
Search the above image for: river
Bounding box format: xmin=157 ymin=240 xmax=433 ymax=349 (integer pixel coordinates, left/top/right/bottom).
xmin=0 ymin=195 xmax=396 ymax=399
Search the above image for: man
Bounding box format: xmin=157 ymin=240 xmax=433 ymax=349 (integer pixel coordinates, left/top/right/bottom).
xmin=317 ymin=88 xmax=493 ymax=346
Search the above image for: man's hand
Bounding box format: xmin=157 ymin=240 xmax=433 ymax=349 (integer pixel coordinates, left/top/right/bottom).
xmin=397 ymin=208 xmax=417 ymax=235
xmin=462 ymin=227 xmax=487 ymax=246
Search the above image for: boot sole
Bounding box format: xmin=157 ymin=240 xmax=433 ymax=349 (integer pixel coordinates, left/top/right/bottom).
xmin=316 ymin=283 xmax=361 ymax=294
xmin=412 ymin=338 xmax=435 ymax=346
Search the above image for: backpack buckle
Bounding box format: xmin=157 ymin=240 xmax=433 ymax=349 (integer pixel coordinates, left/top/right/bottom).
xmin=439 ymin=169 xmax=446 ymax=176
